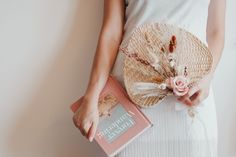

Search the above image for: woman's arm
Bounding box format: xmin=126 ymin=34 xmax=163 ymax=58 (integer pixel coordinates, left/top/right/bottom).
xmin=178 ymin=0 xmax=226 ymax=106
xmin=207 ymin=0 xmax=226 ymax=75
xmin=73 ymin=0 xmax=125 ymax=142
xmin=84 ymin=0 xmax=125 ymax=102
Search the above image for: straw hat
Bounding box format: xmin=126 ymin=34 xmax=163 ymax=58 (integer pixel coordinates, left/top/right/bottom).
xmin=119 ymin=23 xmax=213 ymax=108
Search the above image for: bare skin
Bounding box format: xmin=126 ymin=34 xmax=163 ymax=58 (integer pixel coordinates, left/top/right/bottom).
xmin=73 ymin=0 xmax=226 ymax=142
xmin=72 ymin=0 xmax=125 ymax=142
xmin=178 ymin=0 xmax=226 ymax=106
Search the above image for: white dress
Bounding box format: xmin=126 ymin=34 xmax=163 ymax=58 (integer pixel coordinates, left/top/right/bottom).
xmin=111 ymin=0 xmax=218 ymax=157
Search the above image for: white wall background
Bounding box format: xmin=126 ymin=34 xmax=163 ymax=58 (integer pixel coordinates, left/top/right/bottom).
xmin=0 ymin=0 xmax=235 ymax=157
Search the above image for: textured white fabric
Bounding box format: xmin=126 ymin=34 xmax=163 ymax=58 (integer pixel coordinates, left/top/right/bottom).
xmin=111 ymin=0 xmax=218 ymax=157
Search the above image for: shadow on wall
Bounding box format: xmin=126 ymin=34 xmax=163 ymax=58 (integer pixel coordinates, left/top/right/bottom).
xmin=6 ymin=1 xmax=106 ymax=157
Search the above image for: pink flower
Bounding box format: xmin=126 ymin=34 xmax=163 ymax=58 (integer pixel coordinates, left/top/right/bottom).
xmin=167 ymin=76 xmax=189 ymax=96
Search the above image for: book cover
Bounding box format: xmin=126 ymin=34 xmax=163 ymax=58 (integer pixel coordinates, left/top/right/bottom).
xmin=70 ymin=75 xmax=153 ymax=157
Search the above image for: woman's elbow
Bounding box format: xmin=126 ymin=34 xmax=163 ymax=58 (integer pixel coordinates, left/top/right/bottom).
xmin=207 ymin=30 xmax=225 ymax=47
xmin=100 ymin=22 xmax=124 ymax=43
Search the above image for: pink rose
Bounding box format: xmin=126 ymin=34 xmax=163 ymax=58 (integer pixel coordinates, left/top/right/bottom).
xmin=167 ymin=76 xmax=189 ymax=96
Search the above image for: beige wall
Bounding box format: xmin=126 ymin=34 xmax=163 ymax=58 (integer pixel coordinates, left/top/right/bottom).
xmin=0 ymin=0 xmax=235 ymax=157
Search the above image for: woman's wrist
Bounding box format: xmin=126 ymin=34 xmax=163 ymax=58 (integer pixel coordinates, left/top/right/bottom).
xmin=82 ymin=93 xmax=99 ymax=109
xmin=84 ymin=90 xmax=99 ymax=99
xmin=84 ymin=73 xmax=109 ymax=100
xmin=83 ymin=83 xmax=102 ymax=107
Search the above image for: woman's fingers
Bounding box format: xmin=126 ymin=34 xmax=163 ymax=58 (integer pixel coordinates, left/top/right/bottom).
xmin=192 ymin=89 xmax=210 ymax=106
xmin=188 ymin=85 xmax=202 ymax=106
xmin=80 ymin=128 xmax=86 ymax=136
xmin=188 ymin=84 xmax=200 ymax=97
xmin=177 ymin=93 xmax=189 ymax=100
xmin=87 ymin=119 xmax=99 ymax=142
xmin=177 ymin=85 xmax=203 ymax=106
xmin=177 ymin=93 xmax=192 ymax=106
xmin=73 ymin=115 xmax=92 ymax=138
xmin=190 ymin=91 xmax=201 ymax=105
xmin=72 ymin=115 xmax=80 ymax=128
xmin=191 ymin=97 xmax=201 ymax=106
xmin=81 ymin=121 xmax=92 ymax=137
xmin=183 ymin=98 xmax=192 ymax=106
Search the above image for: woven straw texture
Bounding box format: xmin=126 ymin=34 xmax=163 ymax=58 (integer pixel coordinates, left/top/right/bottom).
xmin=121 ymin=23 xmax=213 ymax=108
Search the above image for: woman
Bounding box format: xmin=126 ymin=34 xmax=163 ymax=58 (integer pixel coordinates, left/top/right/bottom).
xmin=73 ymin=0 xmax=225 ymax=156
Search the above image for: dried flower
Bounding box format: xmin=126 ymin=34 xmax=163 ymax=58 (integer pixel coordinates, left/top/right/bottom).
xmin=170 ymin=60 xmax=175 ymax=67
xmin=169 ymin=35 xmax=177 ymax=53
xmin=167 ymin=76 xmax=189 ymax=96
xmin=159 ymin=83 xmax=167 ymax=90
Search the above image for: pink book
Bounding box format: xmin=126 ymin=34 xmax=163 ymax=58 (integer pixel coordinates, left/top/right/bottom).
xmin=70 ymin=75 xmax=153 ymax=157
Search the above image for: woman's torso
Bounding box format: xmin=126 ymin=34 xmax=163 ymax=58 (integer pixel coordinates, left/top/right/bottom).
xmin=122 ymin=0 xmax=210 ymax=45
xmin=112 ymin=0 xmax=211 ymax=90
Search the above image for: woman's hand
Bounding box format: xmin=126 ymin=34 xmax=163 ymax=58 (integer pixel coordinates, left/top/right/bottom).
xmin=177 ymin=74 xmax=213 ymax=106
xmin=72 ymin=95 xmax=99 ymax=142
xmin=71 ymin=0 xmax=125 ymax=142
xmin=178 ymin=0 xmax=226 ymax=107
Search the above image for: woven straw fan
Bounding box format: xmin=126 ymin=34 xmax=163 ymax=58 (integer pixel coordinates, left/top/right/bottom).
xmin=120 ymin=23 xmax=213 ymax=108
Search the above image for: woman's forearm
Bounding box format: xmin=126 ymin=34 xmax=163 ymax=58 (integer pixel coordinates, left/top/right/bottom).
xmin=207 ymin=32 xmax=225 ymax=76
xmin=206 ymin=0 xmax=226 ymax=77
xmin=82 ymin=0 xmax=125 ymax=105
xmin=84 ymin=33 xmax=123 ymax=101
